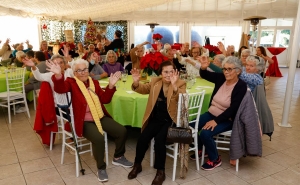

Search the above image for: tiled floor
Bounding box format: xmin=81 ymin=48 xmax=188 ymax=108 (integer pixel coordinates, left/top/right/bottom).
xmin=1 ymin=68 xmax=300 ymax=185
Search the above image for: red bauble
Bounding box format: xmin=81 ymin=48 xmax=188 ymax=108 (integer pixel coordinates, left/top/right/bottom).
xmin=42 ymin=24 xmax=47 ymax=29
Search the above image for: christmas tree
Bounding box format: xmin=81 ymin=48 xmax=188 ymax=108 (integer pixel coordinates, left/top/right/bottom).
xmin=84 ymin=18 xmax=97 ymax=45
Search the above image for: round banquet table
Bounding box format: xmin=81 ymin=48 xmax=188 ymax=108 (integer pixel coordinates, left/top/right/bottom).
xmin=0 ymin=68 xmax=33 ymax=101
xmin=100 ymin=76 xmax=214 ymax=128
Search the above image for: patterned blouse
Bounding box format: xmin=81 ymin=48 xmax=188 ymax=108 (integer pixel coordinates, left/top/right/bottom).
xmin=239 ymin=68 xmax=263 ymax=92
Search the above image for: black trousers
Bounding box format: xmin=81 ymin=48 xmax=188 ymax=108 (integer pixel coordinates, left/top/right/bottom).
xmin=134 ymin=118 xmax=172 ymax=170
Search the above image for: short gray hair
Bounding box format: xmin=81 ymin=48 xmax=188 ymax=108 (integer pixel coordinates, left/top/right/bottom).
xmin=241 ymin=49 xmax=251 ymax=56
xmin=215 ymin=54 xmax=226 ymax=63
xmin=51 ymin=54 xmax=66 ymax=64
xmin=222 ymin=56 xmax=243 ymax=72
xmin=72 ymin=59 xmax=89 ymax=72
xmin=105 ymin=50 xmax=117 ymax=61
xmin=246 ymin=55 xmax=265 ymax=73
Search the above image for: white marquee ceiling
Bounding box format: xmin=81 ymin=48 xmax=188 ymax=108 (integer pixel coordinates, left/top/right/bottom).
xmin=0 ymin=0 xmax=298 ymax=23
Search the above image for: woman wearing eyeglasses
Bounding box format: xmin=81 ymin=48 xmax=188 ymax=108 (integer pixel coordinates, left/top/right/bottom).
xmin=47 ymin=59 xmax=133 ymax=182
xmin=239 ymin=55 xmax=264 ymax=92
xmin=190 ymin=56 xmax=247 ymax=171
xmin=128 ymin=61 xmax=186 ymax=185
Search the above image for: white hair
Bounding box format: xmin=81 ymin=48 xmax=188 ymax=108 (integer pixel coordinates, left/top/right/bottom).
xmin=241 ymin=49 xmax=252 ymax=55
xmin=72 ymin=59 xmax=89 ymax=72
xmin=16 ymin=51 xmax=25 ymax=58
xmin=105 ymin=50 xmax=117 ymax=61
xmin=246 ymin=55 xmax=265 ymax=73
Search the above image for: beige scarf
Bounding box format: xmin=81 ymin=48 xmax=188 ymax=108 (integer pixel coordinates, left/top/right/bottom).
xmin=74 ymin=76 xmax=104 ymax=135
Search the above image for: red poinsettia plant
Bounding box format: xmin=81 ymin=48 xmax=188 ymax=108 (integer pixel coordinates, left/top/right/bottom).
xmin=152 ymin=33 xmax=163 ymax=40
xmin=140 ymin=51 xmax=168 ymax=75
xmin=203 ymin=44 xmax=222 ymax=58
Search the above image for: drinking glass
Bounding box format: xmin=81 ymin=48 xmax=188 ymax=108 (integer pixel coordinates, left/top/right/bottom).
xmin=121 ymin=70 xmax=128 ymax=90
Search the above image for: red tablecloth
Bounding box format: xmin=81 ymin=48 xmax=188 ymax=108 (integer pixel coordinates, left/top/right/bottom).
xmin=265 ymin=47 xmax=284 ymax=77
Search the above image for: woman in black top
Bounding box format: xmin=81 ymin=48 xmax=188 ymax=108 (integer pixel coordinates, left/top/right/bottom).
xmin=104 ymin=30 xmax=125 ymax=66
xmin=190 ymin=56 xmax=247 ymax=171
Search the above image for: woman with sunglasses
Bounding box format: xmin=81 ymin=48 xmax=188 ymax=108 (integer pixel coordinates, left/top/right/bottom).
xmin=239 ymin=55 xmax=264 ymax=92
xmin=190 ymin=56 xmax=247 ymax=171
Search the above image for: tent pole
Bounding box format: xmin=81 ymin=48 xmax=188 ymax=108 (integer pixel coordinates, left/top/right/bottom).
xmin=279 ymin=1 xmax=300 ymax=128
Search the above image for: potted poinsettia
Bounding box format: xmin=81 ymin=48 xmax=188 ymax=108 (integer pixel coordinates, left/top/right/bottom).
xmin=140 ymin=50 xmax=168 ymax=76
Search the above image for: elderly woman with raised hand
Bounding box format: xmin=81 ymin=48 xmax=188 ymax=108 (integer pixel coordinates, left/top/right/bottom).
xmin=239 ymin=55 xmax=264 ymax=92
xmin=47 ymin=59 xmax=133 ymax=182
xmin=12 ymin=40 xmax=33 ymax=57
xmin=0 ymin=38 xmax=12 ymax=61
xmin=102 ymin=50 xmax=124 ymax=76
xmin=130 ymin=41 xmax=149 ymax=69
xmin=190 ymin=56 xmax=247 ymax=171
xmin=87 ymin=52 xmax=108 ymax=80
xmin=128 ymin=61 xmax=186 ymax=185
xmin=23 ymin=54 xmax=73 ymax=105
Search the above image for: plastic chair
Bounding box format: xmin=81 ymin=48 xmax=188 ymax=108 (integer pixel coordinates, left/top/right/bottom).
xmin=201 ymin=131 xmax=239 ymax=171
xmin=150 ymin=90 xmax=205 ymax=181
xmin=0 ymin=68 xmax=30 ymax=123
xmin=56 ymin=92 xmax=109 ymax=177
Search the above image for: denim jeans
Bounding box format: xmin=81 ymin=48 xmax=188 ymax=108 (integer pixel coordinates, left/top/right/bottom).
xmin=190 ymin=112 xmax=233 ymax=161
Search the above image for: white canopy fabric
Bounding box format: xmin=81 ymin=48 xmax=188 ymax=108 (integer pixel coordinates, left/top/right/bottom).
xmin=0 ymin=0 xmax=298 ymax=22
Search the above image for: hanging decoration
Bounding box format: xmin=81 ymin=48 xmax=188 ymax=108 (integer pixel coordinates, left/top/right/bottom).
xmin=84 ymin=18 xmax=97 ymax=45
xmin=42 ymin=23 xmax=47 ymax=30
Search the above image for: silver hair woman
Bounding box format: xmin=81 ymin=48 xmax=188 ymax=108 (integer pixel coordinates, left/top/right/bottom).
xmin=239 ymin=55 xmax=264 ymax=92
xmin=240 ymin=49 xmax=252 ymax=66
xmin=190 ymin=56 xmax=247 ymax=170
xmin=213 ymin=54 xmax=226 ymax=68
xmin=102 ymin=50 xmax=124 ymax=75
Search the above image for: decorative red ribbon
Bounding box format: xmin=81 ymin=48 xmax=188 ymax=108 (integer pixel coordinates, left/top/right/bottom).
xmin=265 ymin=47 xmax=285 ymax=77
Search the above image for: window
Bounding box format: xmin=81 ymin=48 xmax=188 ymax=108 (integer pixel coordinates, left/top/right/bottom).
xmin=275 ymin=29 xmax=290 ymax=47
xmin=134 ymin=26 xmax=179 ymax=49
xmin=191 ymin=26 xmax=242 ymax=49
xmin=260 ymin=30 xmax=274 ymax=47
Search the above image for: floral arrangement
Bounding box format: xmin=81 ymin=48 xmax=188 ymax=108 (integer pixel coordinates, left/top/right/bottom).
xmin=203 ymin=44 xmax=222 ymax=59
xmin=140 ymin=51 xmax=168 ymax=75
xmin=59 ymin=42 xmax=76 ymax=50
xmin=152 ymin=33 xmax=163 ymax=41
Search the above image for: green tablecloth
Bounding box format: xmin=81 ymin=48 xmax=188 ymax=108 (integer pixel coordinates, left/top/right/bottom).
xmin=0 ymin=69 xmax=33 ymax=101
xmin=102 ymin=76 xmax=214 ymax=128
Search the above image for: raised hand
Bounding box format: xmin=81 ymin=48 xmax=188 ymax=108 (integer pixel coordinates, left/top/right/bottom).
xmin=196 ymin=56 xmax=210 ymax=70
xmin=5 ymin=38 xmax=10 ymax=45
xmin=109 ymin=71 xmax=121 ymax=88
xmin=170 ymin=69 xmax=179 ymax=85
xmin=61 ymin=44 xmax=69 ymax=57
xmin=46 ymin=60 xmax=61 ymax=75
xmin=25 ymin=40 xmax=30 ymax=45
xmin=217 ymin=42 xmax=225 ymax=52
xmin=130 ymin=68 xmax=140 ymax=83
xmin=22 ymin=58 xmax=35 ymax=67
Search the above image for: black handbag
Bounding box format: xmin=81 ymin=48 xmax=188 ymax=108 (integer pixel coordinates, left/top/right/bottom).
xmin=166 ymin=124 xmax=193 ymax=144
xmin=166 ymin=94 xmax=193 ymax=144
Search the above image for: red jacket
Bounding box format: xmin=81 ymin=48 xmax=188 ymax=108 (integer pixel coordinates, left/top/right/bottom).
xmin=34 ymin=82 xmax=58 ymax=146
xmin=51 ymin=75 xmax=116 ymax=137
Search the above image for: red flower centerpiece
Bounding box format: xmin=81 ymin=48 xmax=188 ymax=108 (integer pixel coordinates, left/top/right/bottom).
xmin=152 ymin=33 xmax=163 ymax=41
xmin=203 ymin=44 xmax=222 ymax=59
xmin=140 ymin=50 xmax=168 ymax=76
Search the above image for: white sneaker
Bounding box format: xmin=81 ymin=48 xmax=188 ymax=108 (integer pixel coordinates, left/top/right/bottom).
xmin=15 ymin=107 xmax=27 ymax=113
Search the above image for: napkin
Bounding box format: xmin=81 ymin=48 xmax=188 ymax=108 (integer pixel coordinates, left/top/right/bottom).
xmin=196 ymin=86 xmax=213 ymax=89
xmin=126 ymin=91 xmax=135 ymax=94
xmin=99 ymin=80 xmax=109 ymax=84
